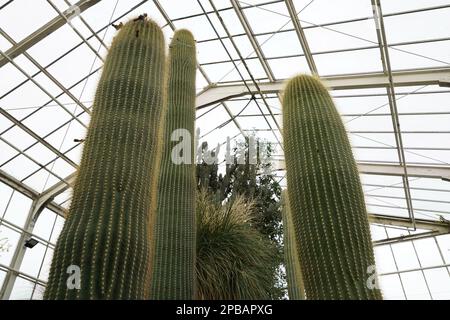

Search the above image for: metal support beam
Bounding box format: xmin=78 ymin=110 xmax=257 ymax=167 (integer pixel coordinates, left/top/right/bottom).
xmin=0 ymin=108 xmax=78 ymax=169
xmin=369 ymin=213 xmax=450 ymax=235
xmin=35 ymin=172 xmax=76 ymax=219
xmin=40 ymin=162 xmax=450 ymax=213
xmin=368 ymin=213 xmax=450 ymax=246
xmin=359 ymin=163 xmax=450 ymax=181
xmin=275 ymin=161 xmax=450 ymax=181
xmin=0 ymin=169 xmax=66 ymax=216
xmin=231 ymin=0 xmax=276 ymax=81
xmin=372 ymin=0 xmax=416 ymax=229
xmin=0 ymin=27 xmax=92 ymax=115
xmin=0 ymin=170 xmax=74 ymax=299
xmin=284 ymin=0 xmax=318 ymax=74
xmin=0 ymin=0 xmax=101 ymax=68
xmin=196 ymin=68 xmax=450 ymax=108
xmin=373 ymin=230 xmax=447 ymax=246
xmin=0 ymin=198 xmax=48 ymax=299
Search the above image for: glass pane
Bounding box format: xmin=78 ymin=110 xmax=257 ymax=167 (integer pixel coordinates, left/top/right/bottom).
xmin=374 ymin=245 xmax=397 ymax=274
xmin=9 ymin=276 xmax=34 ymax=300
xmin=400 ymin=271 xmax=432 ymax=300
xmin=0 ymin=225 xmax=20 ymax=266
xmin=32 ymin=284 xmax=46 ymax=300
xmin=38 ymin=247 xmax=54 ymax=282
xmin=19 ymin=242 xmax=46 ymax=279
xmin=424 ymin=268 xmax=450 ymax=300
xmin=2 ymin=190 xmax=31 ymax=228
xmin=391 ymin=242 xmax=420 ymax=271
xmin=379 ymin=274 xmax=405 ymax=300
xmin=33 ymin=208 xmax=57 ymax=241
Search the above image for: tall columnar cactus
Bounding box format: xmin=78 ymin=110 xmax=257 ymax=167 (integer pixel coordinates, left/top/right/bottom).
xmin=282 ymin=74 xmax=382 ymax=300
xmin=44 ymin=18 xmax=166 ymax=300
xmin=282 ymin=191 xmax=305 ymax=300
xmin=150 ymin=29 xmax=197 ymax=299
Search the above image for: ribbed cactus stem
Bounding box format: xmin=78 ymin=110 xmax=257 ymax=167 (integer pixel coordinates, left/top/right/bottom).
xmin=282 ymin=74 xmax=382 ymax=300
xmin=282 ymin=191 xmax=306 ymax=300
xmin=150 ymin=29 xmax=197 ymax=299
xmin=44 ymin=18 xmax=166 ymax=300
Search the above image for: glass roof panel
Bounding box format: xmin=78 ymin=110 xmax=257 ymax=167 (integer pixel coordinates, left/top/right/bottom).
xmin=384 ymin=8 xmax=450 ymax=43
xmin=267 ymin=55 xmax=310 ymax=79
xmin=304 ymin=20 xmax=379 ymax=52
xmin=241 ymin=2 xmax=293 ymax=34
xmin=294 ymin=0 xmax=373 ymax=25
xmin=0 ymin=0 xmax=56 ymax=43
xmin=381 ymin=0 xmax=450 ymax=13
xmin=314 ymin=48 xmax=383 ymax=75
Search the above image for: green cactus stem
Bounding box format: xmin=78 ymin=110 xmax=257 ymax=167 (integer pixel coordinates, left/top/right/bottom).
xmin=282 ymin=191 xmax=306 ymax=300
xmin=150 ymin=29 xmax=197 ymax=300
xmin=44 ymin=18 xmax=166 ymax=300
xmin=282 ymin=74 xmax=382 ymax=300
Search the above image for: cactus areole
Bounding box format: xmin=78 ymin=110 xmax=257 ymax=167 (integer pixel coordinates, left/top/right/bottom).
xmin=44 ymin=18 xmax=166 ymax=300
xmin=282 ymin=75 xmax=382 ymax=300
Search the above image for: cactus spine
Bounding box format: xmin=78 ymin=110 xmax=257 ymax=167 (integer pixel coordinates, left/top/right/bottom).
xmin=150 ymin=30 xmax=197 ymax=299
xmin=44 ymin=18 xmax=166 ymax=300
xmin=282 ymin=75 xmax=382 ymax=300
xmin=282 ymin=191 xmax=305 ymax=300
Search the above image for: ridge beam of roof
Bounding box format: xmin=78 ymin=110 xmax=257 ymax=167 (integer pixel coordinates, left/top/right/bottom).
xmin=0 ymin=0 xmax=101 ymax=68
xmin=275 ymin=161 xmax=450 ymax=181
xmin=196 ymin=68 xmax=450 ymax=108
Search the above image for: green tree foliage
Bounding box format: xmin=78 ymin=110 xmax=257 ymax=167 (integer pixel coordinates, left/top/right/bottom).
xmin=196 ymin=138 xmax=285 ymax=299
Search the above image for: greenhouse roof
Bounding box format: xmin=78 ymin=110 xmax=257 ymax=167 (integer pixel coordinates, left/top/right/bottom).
xmin=0 ymin=0 xmax=450 ymax=300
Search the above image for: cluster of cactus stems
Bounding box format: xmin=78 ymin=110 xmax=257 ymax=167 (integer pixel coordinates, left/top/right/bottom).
xmin=150 ymin=30 xmax=197 ymax=300
xmin=44 ymin=18 xmax=166 ymax=300
xmin=282 ymin=191 xmax=306 ymax=300
xmin=282 ymin=75 xmax=383 ymax=300
xmin=43 ymin=13 xmax=384 ymax=301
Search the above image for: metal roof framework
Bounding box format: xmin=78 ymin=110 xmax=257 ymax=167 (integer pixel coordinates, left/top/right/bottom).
xmin=0 ymin=0 xmax=449 ymax=300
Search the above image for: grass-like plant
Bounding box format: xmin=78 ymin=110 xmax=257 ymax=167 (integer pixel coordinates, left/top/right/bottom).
xmin=196 ymin=190 xmax=277 ymax=300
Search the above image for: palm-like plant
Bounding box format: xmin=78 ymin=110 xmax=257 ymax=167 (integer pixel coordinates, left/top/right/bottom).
xmin=196 ymin=190 xmax=277 ymax=300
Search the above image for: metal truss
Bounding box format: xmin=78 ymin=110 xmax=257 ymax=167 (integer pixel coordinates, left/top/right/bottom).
xmin=0 ymin=0 xmax=102 ymax=68
xmin=197 ymin=67 xmax=450 ymax=108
